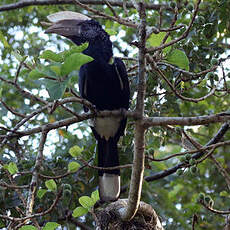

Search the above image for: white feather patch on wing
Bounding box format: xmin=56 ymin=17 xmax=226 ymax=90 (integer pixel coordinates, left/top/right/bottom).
xmin=47 ymin=11 xmax=90 ymax=23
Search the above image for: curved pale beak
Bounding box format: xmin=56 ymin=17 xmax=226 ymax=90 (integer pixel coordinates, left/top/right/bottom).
xmin=44 ymin=11 xmax=90 ymax=37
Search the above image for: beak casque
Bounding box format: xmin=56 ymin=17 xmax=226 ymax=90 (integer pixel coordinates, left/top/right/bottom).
xmin=45 ymin=11 xmax=90 ymax=37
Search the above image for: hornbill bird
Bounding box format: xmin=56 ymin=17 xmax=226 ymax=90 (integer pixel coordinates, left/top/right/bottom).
xmin=45 ymin=11 xmax=130 ymax=201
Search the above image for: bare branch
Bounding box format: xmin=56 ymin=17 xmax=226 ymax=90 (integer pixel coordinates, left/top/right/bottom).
xmin=143 ymin=113 xmax=230 ymax=128
xmin=0 ymin=99 xmax=26 ymax=118
xmin=192 ymin=214 xmax=198 ymax=230
xmin=0 ymin=188 xmax=63 ymax=223
xmin=147 ymin=0 xmax=202 ymax=53
xmin=0 ymin=0 xmax=169 ymax=12
xmin=147 ymin=58 xmax=218 ymax=103
xmin=210 ymin=155 xmax=230 ymax=191
xmin=26 ymin=131 xmax=48 ymax=216
xmin=200 ymin=200 xmax=230 ymax=215
xmin=79 ymin=158 xmax=132 ymax=171
xmin=122 ymin=2 xmax=147 ymax=221
xmin=0 ymin=181 xmax=29 ymax=189
xmin=144 ymin=122 xmax=229 ymax=182
xmin=73 ymin=0 xmax=137 ymax=28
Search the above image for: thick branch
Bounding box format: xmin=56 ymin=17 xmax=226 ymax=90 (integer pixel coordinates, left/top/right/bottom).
xmin=0 ymin=0 xmax=169 ymax=12
xmin=1 ymin=112 xmax=230 ymax=141
xmin=143 ymin=113 xmax=230 ymax=128
xmin=121 ymin=2 xmax=147 ymax=221
xmin=26 ymin=131 xmax=48 ymax=216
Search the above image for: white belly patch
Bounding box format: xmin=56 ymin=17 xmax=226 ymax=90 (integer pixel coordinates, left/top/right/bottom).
xmin=93 ymin=116 xmax=121 ymax=141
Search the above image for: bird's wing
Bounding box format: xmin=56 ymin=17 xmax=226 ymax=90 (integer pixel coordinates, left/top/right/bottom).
xmin=79 ymin=66 xmax=89 ymax=112
xmin=112 ymin=58 xmax=130 ymax=140
xmin=113 ymin=57 xmax=130 ymax=109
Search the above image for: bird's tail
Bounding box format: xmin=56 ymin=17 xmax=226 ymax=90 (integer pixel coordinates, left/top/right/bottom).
xmin=97 ymin=138 xmax=120 ymax=201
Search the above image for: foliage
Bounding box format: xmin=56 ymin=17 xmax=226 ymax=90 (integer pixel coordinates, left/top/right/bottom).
xmin=0 ymin=0 xmax=230 ymax=229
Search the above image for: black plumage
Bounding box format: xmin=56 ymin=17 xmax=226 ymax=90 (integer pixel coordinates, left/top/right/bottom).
xmin=45 ymin=11 xmax=130 ymax=201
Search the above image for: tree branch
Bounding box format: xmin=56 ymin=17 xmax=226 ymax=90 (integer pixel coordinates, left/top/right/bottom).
xmin=26 ymin=130 xmax=48 ymax=217
xmin=143 ymin=113 xmax=230 ymax=128
xmin=147 ymin=0 xmax=201 ymax=53
xmin=145 ymin=122 xmax=229 ymax=182
xmin=121 ymin=2 xmax=147 ymax=221
xmin=0 ymin=0 xmax=169 ymax=12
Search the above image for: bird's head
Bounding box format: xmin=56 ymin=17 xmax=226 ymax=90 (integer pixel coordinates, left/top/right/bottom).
xmin=45 ymin=11 xmax=107 ymax=45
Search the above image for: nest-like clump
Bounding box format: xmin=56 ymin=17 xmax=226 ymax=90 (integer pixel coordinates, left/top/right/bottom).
xmin=96 ymin=199 xmax=163 ymax=230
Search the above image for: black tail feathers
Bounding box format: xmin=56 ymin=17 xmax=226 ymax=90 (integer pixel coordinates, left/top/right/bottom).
xmin=97 ymin=138 xmax=120 ymax=176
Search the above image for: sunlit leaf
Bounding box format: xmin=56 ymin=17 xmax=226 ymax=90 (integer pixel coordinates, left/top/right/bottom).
xmin=61 ymin=43 xmax=89 ymax=59
xmin=45 ymin=179 xmax=57 ymax=192
xmin=19 ymin=226 xmax=37 ymax=230
xmin=105 ymin=28 xmax=117 ymax=36
xmin=42 ymin=222 xmax=60 ymax=230
xmin=166 ymin=49 xmax=189 ymax=70
xmin=72 ymin=206 xmax=88 ymax=217
xmin=40 ymin=50 xmax=63 ymax=62
xmin=61 ymin=53 xmax=93 ymax=76
xmin=7 ymin=162 xmax=18 ymax=175
xmin=68 ymin=162 xmax=80 ymax=173
xmin=37 ymin=189 xmax=47 ymax=199
xmin=79 ymin=196 xmax=95 ymax=209
xmin=220 ymin=190 xmax=229 ymax=197
xmin=91 ymin=190 xmax=99 ymax=204
xmin=0 ymin=31 xmax=10 ymax=48
xmin=69 ymin=145 xmax=83 ymax=157
xmin=147 ymin=32 xmax=171 ymax=53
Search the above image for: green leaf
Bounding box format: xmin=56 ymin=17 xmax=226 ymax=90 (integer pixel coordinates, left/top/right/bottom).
xmin=72 ymin=206 xmax=88 ymax=217
xmin=29 ymin=65 xmax=58 ymax=80
xmin=68 ymin=162 xmax=80 ymax=173
xmin=7 ymin=162 xmax=18 ymax=175
xmin=40 ymin=50 xmax=63 ymax=62
xmin=220 ymin=190 xmax=229 ymax=197
xmin=0 ymin=219 xmax=5 ymax=228
xmin=45 ymin=179 xmax=57 ymax=192
xmin=147 ymin=32 xmax=171 ymax=53
xmin=50 ymin=65 xmax=61 ymax=76
xmin=61 ymin=53 xmax=93 ymax=76
xmin=11 ymin=50 xmax=28 ymax=63
xmin=11 ymin=51 xmax=23 ymax=62
xmin=42 ymin=77 xmax=70 ymax=100
xmin=166 ymin=49 xmax=189 ymax=70
xmin=19 ymin=226 xmax=37 ymax=230
xmin=79 ymin=196 xmax=95 ymax=209
xmin=91 ymin=190 xmax=99 ymax=204
xmin=0 ymin=87 xmax=2 ymax=98
xmin=69 ymin=145 xmax=83 ymax=157
xmin=29 ymin=69 xmax=45 ymax=80
xmin=61 ymin=43 xmax=89 ymax=59
xmin=42 ymin=222 xmax=60 ymax=230
xmin=37 ymin=189 xmax=47 ymax=199
xmin=105 ymin=28 xmax=117 ymax=36
xmin=0 ymin=31 xmax=10 ymax=48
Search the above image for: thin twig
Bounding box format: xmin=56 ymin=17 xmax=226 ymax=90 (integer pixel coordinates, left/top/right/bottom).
xmin=200 ymin=200 xmax=230 ymax=215
xmin=0 ymin=99 xmax=26 ymax=118
xmin=147 ymin=0 xmax=202 ymax=53
xmin=73 ymin=0 xmax=137 ymax=28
